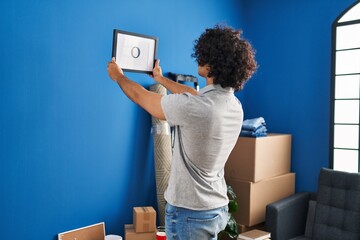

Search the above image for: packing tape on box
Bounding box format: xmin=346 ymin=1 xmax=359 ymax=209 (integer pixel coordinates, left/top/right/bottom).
xmin=150 ymin=83 xmax=172 ymax=226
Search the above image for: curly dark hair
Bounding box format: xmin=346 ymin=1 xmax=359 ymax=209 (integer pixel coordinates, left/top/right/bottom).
xmin=192 ymin=25 xmax=257 ymax=91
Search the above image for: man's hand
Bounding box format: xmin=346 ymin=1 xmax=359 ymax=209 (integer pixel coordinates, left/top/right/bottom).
xmin=107 ymin=57 xmax=166 ymax=120
xmin=107 ymin=57 xmax=124 ymax=82
xmin=152 ymin=59 xmax=163 ymax=82
xmin=148 ymin=59 xmax=197 ymax=95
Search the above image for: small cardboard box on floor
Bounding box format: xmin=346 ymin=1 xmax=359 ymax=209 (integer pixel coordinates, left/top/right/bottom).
xmin=226 ymin=173 xmax=295 ymax=226
xmin=133 ymin=207 xmax=156 ymax=233
xmin=225 ymin=134 xmax=291 ymax=182
xmin=125 ymin=225 xmax=156 ymax=240
xmin=125 ymin=206 xmax=157 ymax=240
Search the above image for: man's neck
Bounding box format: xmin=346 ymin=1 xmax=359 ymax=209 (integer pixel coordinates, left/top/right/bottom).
xmin=205 ymin=77 xmax=214 ymax=86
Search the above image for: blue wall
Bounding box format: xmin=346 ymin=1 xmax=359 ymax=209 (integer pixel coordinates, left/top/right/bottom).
xmin=1 ymin=0 xmax=356 ymax=238
xmin=0 ymin=0 xmax=243 ymax=239
xmin=238 ymin=0 xmax=357 ymax=192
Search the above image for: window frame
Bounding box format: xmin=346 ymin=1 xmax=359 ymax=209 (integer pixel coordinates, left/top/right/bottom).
xmin=330 ymin=1 xmax=360 ymax=172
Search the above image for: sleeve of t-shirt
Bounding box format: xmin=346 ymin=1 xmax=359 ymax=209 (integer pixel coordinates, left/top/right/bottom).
xmin=161 ymin=92 xmax=192 ymax=126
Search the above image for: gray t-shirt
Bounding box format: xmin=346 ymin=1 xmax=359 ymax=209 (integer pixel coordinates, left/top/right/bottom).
xmin=161 ymin=84 xmax=243 ymax=210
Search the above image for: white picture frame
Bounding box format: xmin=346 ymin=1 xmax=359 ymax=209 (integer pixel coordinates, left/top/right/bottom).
xmin=112 ymin=29 xmax=158 ymax=73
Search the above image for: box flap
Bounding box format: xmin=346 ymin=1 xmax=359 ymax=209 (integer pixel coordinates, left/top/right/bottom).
xmin=58 ymin=222 xmax=105 ymax=240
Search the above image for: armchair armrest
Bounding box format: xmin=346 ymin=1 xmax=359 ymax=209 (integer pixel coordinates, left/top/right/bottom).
xmin=265 ymin=192 xmax=312 ymax=240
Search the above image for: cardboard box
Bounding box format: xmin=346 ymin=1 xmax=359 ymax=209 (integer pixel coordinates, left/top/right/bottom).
xmin=125 ymin=224 xmax=156 ymax=240
xmin=58 ymin=222 xmax=105 ymax=240
xmin=133 ymin=206 xmax=156 ymax=233
xmin=237 ymin=229 xmax=271 ymax=240
xmin=220 ymin=223 xmax=266 ymax=240
xmin=225 ymin=134 xmax=291 ymax=182
xmin=226 ymin=173 xmax=295 ymax=227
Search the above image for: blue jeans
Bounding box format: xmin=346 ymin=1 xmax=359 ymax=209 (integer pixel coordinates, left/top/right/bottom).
xmin=165 ymin=203 xmax=229 ymax=240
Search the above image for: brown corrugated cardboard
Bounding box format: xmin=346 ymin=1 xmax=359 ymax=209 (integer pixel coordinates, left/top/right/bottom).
xmin=58 ymin=222 xmax=105 ymax=240
xmin=133 ymin=206 xmax=156 ymax=233
xmin=237 ymin=229 xmax=271 ymax=240
xmin=225 ymin=134 xmax=291 ymax=182
xmin=226 ymin=173 xmax=295 ymax=227
xmin=125 ymin=224 xmax=156 ymax=240
xmin=221 ymin=223 xmax=266 ymax=240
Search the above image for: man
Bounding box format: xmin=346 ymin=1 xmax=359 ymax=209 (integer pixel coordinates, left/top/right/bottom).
xmin=108 ymin=25 xmax=257 ymax=240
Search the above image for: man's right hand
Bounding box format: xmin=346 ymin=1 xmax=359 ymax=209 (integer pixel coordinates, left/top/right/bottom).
xmin=107 ymin=57 xmax=124 ymax=82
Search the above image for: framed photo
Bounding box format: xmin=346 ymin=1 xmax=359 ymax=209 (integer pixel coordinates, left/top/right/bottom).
xmin=112 ymin=29 xmax=158 ymax=73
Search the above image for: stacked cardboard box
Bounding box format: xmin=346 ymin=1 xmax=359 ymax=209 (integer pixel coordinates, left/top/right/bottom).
xmin=225 ymin=134 xmax=295 ymax=227
xmin=125 ymin=206 xmax=157 ymax=240
xmin=237 ymin=229 xmax=271 ymax=240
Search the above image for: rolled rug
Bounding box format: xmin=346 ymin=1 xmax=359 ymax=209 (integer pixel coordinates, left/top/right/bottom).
xmin=149 ymin=83 xmax=172 ymax=226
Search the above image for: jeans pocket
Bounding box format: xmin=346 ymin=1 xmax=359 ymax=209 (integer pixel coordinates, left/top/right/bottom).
xmin=187 ymin=214 xmax=219 ymax=223
xmin=187 ymin=214 xmax=221 ymax=239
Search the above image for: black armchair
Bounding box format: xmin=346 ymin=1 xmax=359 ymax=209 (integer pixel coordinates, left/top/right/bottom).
xmin=265 ymin=168 xmax=360 ymax=240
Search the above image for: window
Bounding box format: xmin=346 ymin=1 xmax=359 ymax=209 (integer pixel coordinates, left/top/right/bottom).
xmin=330 ymin=1 xmax=360 ymax=173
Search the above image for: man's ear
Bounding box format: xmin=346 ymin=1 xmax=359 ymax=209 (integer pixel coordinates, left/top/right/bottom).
xmin=205 ymin=64 xmax=212 ymax=76
xmin=205 ymin=64 xmax=211 ymax=71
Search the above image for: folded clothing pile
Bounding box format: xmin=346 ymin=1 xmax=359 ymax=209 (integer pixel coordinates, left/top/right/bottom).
xmin=240 ymin=117 xmax=267 ymax=137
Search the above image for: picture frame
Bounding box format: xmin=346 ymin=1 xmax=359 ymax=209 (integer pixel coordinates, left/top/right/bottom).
xmin=112 ymin=29 xmax=158 ymax=74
